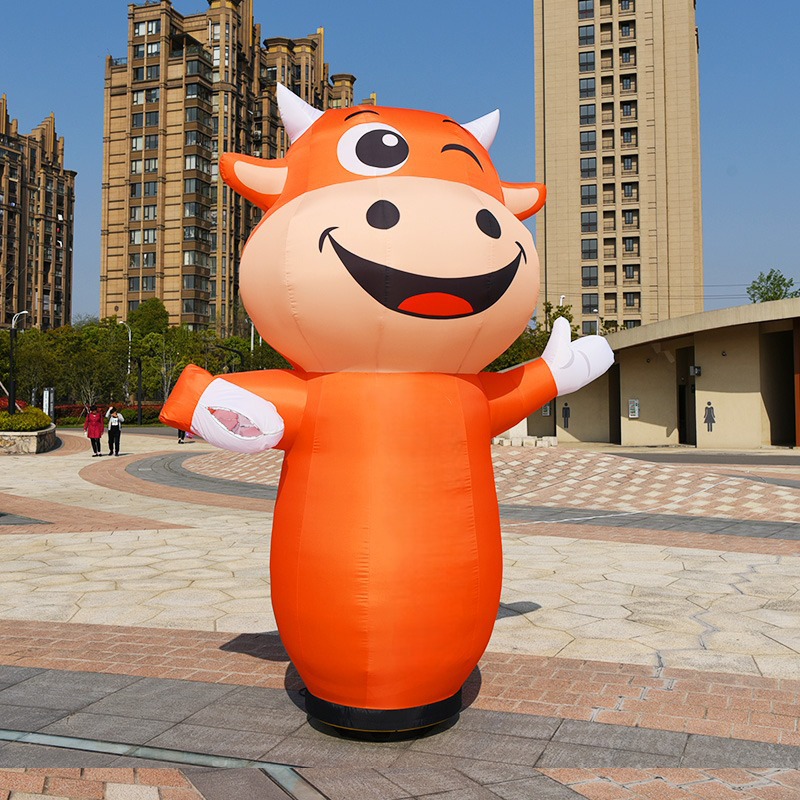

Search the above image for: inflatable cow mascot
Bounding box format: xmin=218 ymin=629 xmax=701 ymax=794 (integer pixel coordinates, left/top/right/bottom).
xmin=161 ymin=85 xmax=613 ymax=732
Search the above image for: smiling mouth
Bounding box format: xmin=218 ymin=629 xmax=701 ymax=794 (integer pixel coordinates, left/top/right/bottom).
xmin=319 ymin=227 xmax=526 ymax=319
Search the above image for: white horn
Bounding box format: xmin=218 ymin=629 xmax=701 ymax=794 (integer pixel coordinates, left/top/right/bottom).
xmin=276 ymin=82 xmax=324 ymax=144
xmin=461 ymin=109 xmax=500 ymax=150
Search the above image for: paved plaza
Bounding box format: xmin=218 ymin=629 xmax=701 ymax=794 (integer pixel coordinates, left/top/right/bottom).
xmin=2 ymin=431 xmax=800 ymax=797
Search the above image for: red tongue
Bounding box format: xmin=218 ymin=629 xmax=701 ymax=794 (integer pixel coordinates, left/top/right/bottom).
xmin=398 ymin=292 xmax=474 ymax=317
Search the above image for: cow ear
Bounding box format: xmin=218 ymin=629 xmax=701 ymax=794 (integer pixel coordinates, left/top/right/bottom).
xmin=220 ymin=153 xmax=288 ymax=211
xmin=501 ymin=181 xmax=546 ymax=221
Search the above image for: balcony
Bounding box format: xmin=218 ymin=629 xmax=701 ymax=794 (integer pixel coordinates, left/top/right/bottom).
xmin=604 ymin=303 xmax=618 ymax=315
xmin=110 ymin=57 xmax=128 ymax=67
xmin=600 ymin=32 xmax=613 ymax=43
xmin=620 ymin=54 xmax=636 ymax=67
xmin=602 ymin=168 xmax=615 ymax=178
xmin=602 ymin=111 xmax=614 ymax=123
xmin=621 ymin=194 xmax=639 ymax=204
xmin=604 ymin=246 xmax=617 ymax=259
xmin=601 ymin=59 xmax=614 ymax=71
xmin=622 ymin=222 xmax=639 ymax=231
xmin=621 ymin=139 xmax=638 ymax=150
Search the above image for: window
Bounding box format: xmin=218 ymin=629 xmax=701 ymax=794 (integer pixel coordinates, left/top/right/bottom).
xmin=578 ymin=0 xmax=594 ymax=18
xmin=211 ymin=23 xmax=220 ymax=41
xmin=620 ymin=22 xmax=632 ymax=37
xmin=131 ymin=136 xmax=143 ymax=152
xmin=186 ymin=130 xmax=211 ymax=148
xmin=183 ymin=226 xmax=210 ymax=243
xmin=624 ymin=319 xmax=640 ymax=329
xmin=142 ymin=275 xmax=156 ymax=291
xmin=129 ymin=253 xmax=140 ymax=269
xmin=146 ymin=19 xmax=160 ymax=35
xmin=624 ymin=264 xmax=639 ymax=280
xmin=185 ymin=154 xmax=211 ymax=174
xmin=622 ymin=182 xmax=636 ymax=198
xmin=582 ymin=239 xmax=598 ymax=260
xmin=130 ymin=183 xmax=142 ymax=198
xmin=580 ymin=104 xmax=596 ymax=126
xmin=582 ymin=294 xmax=599 ymax=314
xmin=131 ymin=113 xmax=143 ymax=128
xmin=146 ymin=88 xmax=159 ymax=103
xmin=582 ymin=265 xmax=598 ymax=287
xmin=620 ymin=0 xmax=632 ymax=8
xmin=143 ymin=228 xmax=157 ymax=244
xmin=132 ymin=90 xmax=144 ymax=105
xmin=621 ymin=75 xmax=633 ymax=91
xmin=624 ymin=292 xmax=640 ymax=307
xmin=580 ymin=131 xmax=596 ymax=151
xmin=186 ymin=107 xmax=212 ymax=126
xmin=578 ymin=25 xmax=595 ymax=46
xmin=621 ymin=101 xmax=634 ymax=117
xmin=579 ymin=52 xmax=595 ymax=72
xmin=581 ymin=211 xmax=597 ymax=232
xmin=187 ymin=60 xmax=212 ymax=81
xmin=128 ymin=277 xmax=140 ymax=291
xmin=581 ymin=184 xmax=597 ymax=205
xmin=129 ymin=230 xmax=142 ymax=245
xmin=184 ymin=202 xmax=209 ymax=219
xmin=620 ymin=48 xmax=633 ymax=63
xmin=143 ymin=181 xmax=158 ymax=197
xmin=142 ymin=252 xmax=156 ymax=267
xmin=623 ymin=210 xmax=635 ymax=225
xmin=622 ymin=128 xmax=634 ymax=144
xmin=580 ymin=157 xmax=597 ymax=178
xmin=128 ymin=300 xmax=140 ymax=311
xmin=183 ymin=298 xmax=209 ymax=315
xmin=183 ymin=274 xmax=210 ymax=291
xmin=130 ymin=206 xmax=141 ymax=221
xmin=186 ymin=83 xmax=212 ymax=102
xmin=133 ymin=21 xmax=145 ymax=37
xmin=133 ymin=44 xmax=145 ymax=59
xmin=623 ymin=237 xmax=638 ymax=252
xmin=130 ymin=159 xmax=142 ymax=174
xmin=579 ymin=78 xmax=596 ymax=99
xmin=143 ymin=158 xmax=158 ymax=173
xmin=145 ymin=65 xmax=159 ymax=81
xmin=184 ymin=250 xmax=210 ymax=267
xmin=143 ymin=204 xmax=157 ymax=220
xmin=146 ymin=42 xmax=160 ymax=57
xmin=145 ymin=111 xmax=159 ymax=127
xmin=184 ymin=178 xmax=211 ymax=197
xmin=145 ymin=134 xmax=158 ymax=150
xmin=582 ymin=321 xmax=598 ymax=335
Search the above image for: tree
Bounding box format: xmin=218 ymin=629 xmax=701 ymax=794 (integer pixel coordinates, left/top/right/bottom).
xmin=746 ymin=269 xmax=800 ymax=303
xmin=484 ymin=302 xmax=579 ymax=372
xmin=128 ymin=298 xmax=169 ymax=336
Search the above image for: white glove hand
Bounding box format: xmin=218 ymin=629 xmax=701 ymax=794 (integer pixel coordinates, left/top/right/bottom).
xmin=190 ymin=378 xmax=284 ymax=454
xmin=541 ymin=316 xmax=614 ymax=396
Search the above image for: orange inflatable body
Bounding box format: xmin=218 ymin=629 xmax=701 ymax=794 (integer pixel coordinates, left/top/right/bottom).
xmin=161 ymin=86 xmax=613 ymax=730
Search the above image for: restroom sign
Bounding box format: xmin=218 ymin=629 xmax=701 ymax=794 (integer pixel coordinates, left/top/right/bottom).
xmin=628 ymin=399 xmax=640 ymax=419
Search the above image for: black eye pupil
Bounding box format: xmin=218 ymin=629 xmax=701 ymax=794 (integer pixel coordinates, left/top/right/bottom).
xmin=355 ymin=129 xmax=409 ymax=169
xmin=476 ymin=209 xmax=501 ymax=238
xmin=366 ymin=200 xmax=400 ymax=229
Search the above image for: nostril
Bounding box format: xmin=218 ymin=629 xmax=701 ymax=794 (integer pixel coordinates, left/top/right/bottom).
xmin=366 ymin=200 xmax=400 ymax=229
xmin=476 ymin=209 xmax=501 ymax=239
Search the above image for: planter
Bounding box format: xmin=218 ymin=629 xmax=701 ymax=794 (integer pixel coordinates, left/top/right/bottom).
xmin=0 ymin=424 xmax=58 ymax=454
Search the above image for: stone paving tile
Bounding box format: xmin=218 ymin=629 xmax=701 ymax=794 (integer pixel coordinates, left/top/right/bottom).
xmin=40 ymin=713 xmax=176 ymax=746
xmin=298 ymin=768 xmax=411 ymax=799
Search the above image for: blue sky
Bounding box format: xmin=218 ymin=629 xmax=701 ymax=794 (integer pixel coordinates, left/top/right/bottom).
xmin=1 ymin=0 xmax=797 ymax=317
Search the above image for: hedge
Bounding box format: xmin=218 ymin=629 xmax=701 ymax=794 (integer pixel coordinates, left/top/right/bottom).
xmin=0 ymin=407 xmax=52 ymax=432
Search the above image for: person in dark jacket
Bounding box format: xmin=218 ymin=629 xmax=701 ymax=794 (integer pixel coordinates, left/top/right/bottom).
xmin=106 ymin=406 xmax=124 ymax=456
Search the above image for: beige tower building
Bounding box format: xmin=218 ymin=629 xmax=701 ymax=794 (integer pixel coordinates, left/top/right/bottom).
xmin=534 ymin=0 xmax=703 ymax=334
xmin=101 ymin=0 xmax=373 ymax=333
xmin=0 ymin=95 xmax=75 ymax=330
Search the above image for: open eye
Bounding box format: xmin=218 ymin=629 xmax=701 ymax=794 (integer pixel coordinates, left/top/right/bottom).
xmin=337 ymin=122 xmax=409 ymax=176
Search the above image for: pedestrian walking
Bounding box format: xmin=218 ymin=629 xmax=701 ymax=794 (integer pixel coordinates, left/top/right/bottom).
xmin=83 ymin=405 xmax=105 ymax=457
xmin=106 ymin=406 xmax=124 ymax=456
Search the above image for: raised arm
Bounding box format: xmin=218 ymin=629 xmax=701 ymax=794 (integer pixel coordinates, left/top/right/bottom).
xmin=479 ymin=317 xmax=614 ymax=436
xmin=160 ymin=364 xmax=307 ymax=453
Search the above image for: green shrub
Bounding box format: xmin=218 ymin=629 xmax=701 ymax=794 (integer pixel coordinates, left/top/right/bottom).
xmin=56 ymin=416 xmax=85 ymax=427
xmin=0 ymin=407 xmax=52 ymax=432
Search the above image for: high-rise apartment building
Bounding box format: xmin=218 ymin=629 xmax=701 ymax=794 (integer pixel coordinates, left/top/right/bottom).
xmin=0 ymin=95 xmax=75 ymax=330
xmin=534 ymin=0 xmax=703 ymax=334
xmin=101 ymin=0 xmax=373 ymax=333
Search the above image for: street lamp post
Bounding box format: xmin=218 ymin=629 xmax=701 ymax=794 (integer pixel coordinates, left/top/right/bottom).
xmin=8 ymin=310 xmax=29 ymax=416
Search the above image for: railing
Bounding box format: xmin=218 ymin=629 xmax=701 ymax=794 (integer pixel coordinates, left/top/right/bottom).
xmin=620 ymin=56 xmax=637 ymax=67
xmin=621 ymin=140 xmax=638 ymax=149
xmin=620 ymin=86 xmax=636 ymax=95
xmin=622 ymin=222 xmax=639 ymax=230
xmin=603 ymin=223 xmax=616 ymax=232
xmin=602 ymin=112 xmax=614 ymax=123
xmin=603 ymin=193 xmax=615 ymax=203
xmin=621 ymin=195 xmax=639 ymax=204
xmin=602 ymin=169 xmax=615 ymax=177
xmin=622 ymin=167 xmax=638 ymax=176
xmin=604 ymin=248 xmax=617 ymax=259
xmin=602 ymin=141 xmax=615 ymax=151
xmin=600 ymin=33 xmax=613 ymax=43
xmin=601 ymin=60 xmax=614 ymax=71
xmin=110 ymin=57 xmax=128 ymax=66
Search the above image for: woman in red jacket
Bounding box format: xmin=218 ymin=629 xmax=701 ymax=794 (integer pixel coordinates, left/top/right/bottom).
xmin=83 ymin=405 xmax=104 ymax=457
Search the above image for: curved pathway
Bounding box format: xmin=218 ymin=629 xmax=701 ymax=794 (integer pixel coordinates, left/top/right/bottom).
xmin=1 ymin=432 xmax=800 ymax=787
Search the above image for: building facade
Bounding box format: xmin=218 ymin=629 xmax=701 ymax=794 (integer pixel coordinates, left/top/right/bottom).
xmin=534 ymin=0 xmax=703 ymax=334
xmin=0 ymin=94 xmax=75 ymax=330
xmin=101 ymin=0 xmax=373 ymax=333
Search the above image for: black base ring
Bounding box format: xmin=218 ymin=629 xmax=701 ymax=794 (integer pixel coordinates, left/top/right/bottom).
xmin=305 ymin=688 xmax=462 ymax=732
